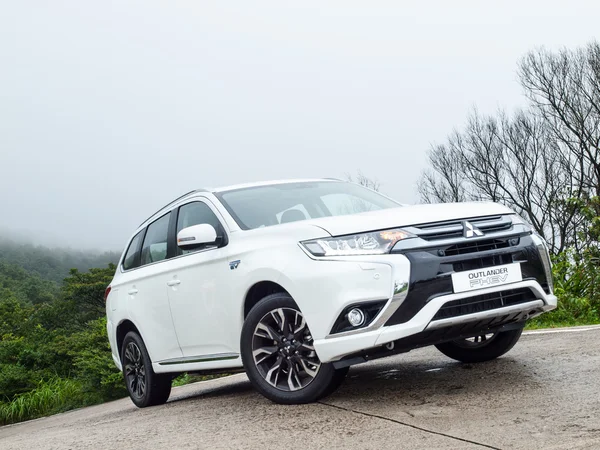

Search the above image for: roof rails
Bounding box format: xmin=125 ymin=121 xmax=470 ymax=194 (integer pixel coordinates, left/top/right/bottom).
xmin=138 ymin=189 xmax=207 ymax=227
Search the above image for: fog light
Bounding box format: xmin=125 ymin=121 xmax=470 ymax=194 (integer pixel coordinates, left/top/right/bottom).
xmin=347 ymin=308 xmax=365 ymax=327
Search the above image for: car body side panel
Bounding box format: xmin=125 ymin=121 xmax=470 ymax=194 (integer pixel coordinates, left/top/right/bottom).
xmin=109 ymin=264 xmax=183 ymax=364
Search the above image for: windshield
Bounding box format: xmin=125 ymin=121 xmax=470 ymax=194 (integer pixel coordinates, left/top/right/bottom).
xmin=215 ymin=181 xmax=400 ymax=230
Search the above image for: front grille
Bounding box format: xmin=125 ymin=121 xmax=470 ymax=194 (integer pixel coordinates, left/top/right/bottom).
xmin=443 ymin=238 xmax=513 ymax=256
xmin=412 ymin=215 xmax=512 ymax=241
xmin=432 ymin=288 xmax=537 ymax=321
xmin=384 ymin=235 xmax=549 ymax=326
xmin=453 ymin=253 xmax=514 ymax=272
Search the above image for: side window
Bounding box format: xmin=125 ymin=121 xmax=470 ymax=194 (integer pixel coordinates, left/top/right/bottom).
xmin=140 ymin=213 xmax=171 ymax=266
xmin=176 ymin=202 xmax=225 ymax=254
xmin=123 ymin=229 xmax=145 ymax=270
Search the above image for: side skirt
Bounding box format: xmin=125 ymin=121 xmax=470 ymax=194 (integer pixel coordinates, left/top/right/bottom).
xmin=157 ymin=352 xmax=239 ymax=366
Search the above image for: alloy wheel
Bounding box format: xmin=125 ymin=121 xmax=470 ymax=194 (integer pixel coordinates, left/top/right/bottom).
xmin=124 ymin=342 xmax=146 ymax=399
xmin=252 ymin=307 xmax=321 ymax=391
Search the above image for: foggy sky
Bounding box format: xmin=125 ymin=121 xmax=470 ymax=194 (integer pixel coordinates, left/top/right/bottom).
xmin=1 ymin=1 xmax=598 ymax=251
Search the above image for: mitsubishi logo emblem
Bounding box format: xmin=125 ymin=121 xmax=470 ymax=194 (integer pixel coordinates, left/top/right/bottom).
xmin=463 ymin=221 xmax=484 ymax=238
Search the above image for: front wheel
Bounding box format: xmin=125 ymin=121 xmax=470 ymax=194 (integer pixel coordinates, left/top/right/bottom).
xmin=241 ymin=293 xmax=347 ymax=404
xmin=435 ymin=327 xmax=524 ymax=363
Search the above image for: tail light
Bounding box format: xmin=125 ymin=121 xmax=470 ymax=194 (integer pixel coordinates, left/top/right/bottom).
xmin=104 ymin=286 xmax=112 ymax=303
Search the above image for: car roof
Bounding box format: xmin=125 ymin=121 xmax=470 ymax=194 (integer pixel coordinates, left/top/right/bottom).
xmin=211 ymin=178 xmax=340 ymax=193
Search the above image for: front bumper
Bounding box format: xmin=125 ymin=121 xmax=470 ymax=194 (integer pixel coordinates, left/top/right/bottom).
xmin=310 ymin=233 xmax=556 ymax=363
xmin=314 ymin=280 xmax=556 ymax=363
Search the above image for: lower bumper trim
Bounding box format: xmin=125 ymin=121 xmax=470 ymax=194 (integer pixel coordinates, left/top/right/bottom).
xmin=425 ymin=300 xmax=544 ymax=331
xmin=332 ymin=314 xmax=531 ymax=370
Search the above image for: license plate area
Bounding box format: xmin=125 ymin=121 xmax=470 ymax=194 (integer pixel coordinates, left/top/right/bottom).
xmin=451 ymin=263 xmax=522 ymax=293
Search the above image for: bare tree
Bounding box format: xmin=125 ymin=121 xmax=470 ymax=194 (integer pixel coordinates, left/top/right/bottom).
xmin=418 ymin=138 xmax=467 ymax=203
xmin=518 ymin=42 xmax=600 ymax=254
xmin=419 ymin=41 xmax=600 ymax=255
xmin=519 ymin=42 xmax=600 ymax=198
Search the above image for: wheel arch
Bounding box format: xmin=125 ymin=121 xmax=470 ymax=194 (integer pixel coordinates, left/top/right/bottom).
xmin=116 ymin=319 xmax=142 ymax=363
xmin=243 ymin=280 xmax=290 ymax=318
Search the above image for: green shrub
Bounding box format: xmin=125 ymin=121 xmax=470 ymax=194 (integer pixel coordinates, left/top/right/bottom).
xmin=66 ymin=317 xmax=127 ymax=402
xmin=528 ymin=249 xmax=600 ymax=328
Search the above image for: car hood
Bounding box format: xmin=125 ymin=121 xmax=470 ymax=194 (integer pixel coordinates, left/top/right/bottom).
xmin=307 ymin=202 xmax=514 ymax=236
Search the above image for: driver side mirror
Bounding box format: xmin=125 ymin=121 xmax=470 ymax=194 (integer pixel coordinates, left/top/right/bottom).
xmin=177 ymin=224 xmax=218 ymax=250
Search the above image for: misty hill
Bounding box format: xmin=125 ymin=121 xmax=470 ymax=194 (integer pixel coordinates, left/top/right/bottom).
xmin=0 ymin=237 xmax=120 ymax=284
xmin=0 ymin=261 xmax=59 ymax=304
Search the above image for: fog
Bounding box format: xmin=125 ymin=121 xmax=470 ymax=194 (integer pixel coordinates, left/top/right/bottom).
xmin=1 ymin=0 xmax=598 ymax=250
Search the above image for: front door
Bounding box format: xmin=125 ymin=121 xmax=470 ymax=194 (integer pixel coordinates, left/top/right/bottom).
xmin=166 ymin=200 xmax=237 ymax=358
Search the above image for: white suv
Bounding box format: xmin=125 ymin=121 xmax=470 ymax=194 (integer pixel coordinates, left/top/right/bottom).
xmin=105 ymin=179 xmax=556 ymax=406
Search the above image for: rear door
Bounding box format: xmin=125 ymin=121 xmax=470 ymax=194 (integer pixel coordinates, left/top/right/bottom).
xmin=117 ymin=212 xmax=183 ymax=362
xmin=166 ymin=199 xmax=237 ymax=358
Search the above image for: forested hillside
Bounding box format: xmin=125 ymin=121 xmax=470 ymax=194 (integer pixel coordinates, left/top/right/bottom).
xmin=0 ymin=240 xmax=124 ymax=424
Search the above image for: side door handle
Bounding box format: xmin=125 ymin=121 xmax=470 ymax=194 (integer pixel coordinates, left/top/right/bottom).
xmin=128 ymin=288 xmax=139 ymax=295
xmin=167 ymin=280 xmax=181 ymax=287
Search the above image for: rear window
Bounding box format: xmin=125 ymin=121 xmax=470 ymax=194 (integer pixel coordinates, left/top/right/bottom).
xmin=123 ymin=229 xmax=145 ymax=270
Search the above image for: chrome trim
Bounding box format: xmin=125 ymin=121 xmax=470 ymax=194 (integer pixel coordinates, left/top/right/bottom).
xmin=157 ymin=352 xmax=239 ymax=366
xmin=425 ymin=300 xmax=544 ymax=331
xmin=405 ymin=214 xmax=512 ymax=237
xmin=392 ymin=223 xmax=532 ymax=252
xmin=368 ymin=279 xmax=409 ymax=329
xmin=531 ymin=233 xmax=554 ymax=294
xmin=139 ymin=189 xmax=210 ymax=227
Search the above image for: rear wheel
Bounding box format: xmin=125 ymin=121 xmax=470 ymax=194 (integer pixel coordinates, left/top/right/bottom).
xmin=241 ymin=293 xmax=347 ymax=404
xmin=435 ymin=327 xmax=524 ymax=363
xmin=122 ymin=331 xmax=172 ymax=407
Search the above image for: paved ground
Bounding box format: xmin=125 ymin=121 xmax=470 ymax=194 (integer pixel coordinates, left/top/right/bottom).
xmin=2 ymin=326 xmax=600 ymax=450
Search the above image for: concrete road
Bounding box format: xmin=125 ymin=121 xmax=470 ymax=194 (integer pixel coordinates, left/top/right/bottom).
xmin=2 ymin=326 xmax=600 ymax=450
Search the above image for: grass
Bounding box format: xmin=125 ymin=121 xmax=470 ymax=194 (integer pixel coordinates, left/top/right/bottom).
xmin=526 ymin=294 xmax=600 ymax=330
xmin=526 ymin=315 xmax=600 ymax=330
xmin=0 ymin=378 xmax=85 ymax=426
xmin=172 ymin=373 xmax=229 ymax=387
xmin=0 ymin=374 xmax=228 ymax=426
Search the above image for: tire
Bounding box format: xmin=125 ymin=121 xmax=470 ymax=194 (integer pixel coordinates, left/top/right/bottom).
xmin=435 ymin=327 xmax=524 ymax=363
xmin=122 ymin=331 xmax=172 ymax=407
xmin=318 ymin=366 xmax=349 ymax=400
xmin=241 ymin=293 xmax=346 ymax=404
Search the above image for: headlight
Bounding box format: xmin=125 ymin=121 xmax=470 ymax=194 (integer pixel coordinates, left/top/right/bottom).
xmin=301 ymin=229 xmax=415 ymax=256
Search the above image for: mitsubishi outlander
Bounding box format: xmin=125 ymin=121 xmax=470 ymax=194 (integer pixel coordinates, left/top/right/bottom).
xmin=105 ymin=179 xmax=556 ymax=406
